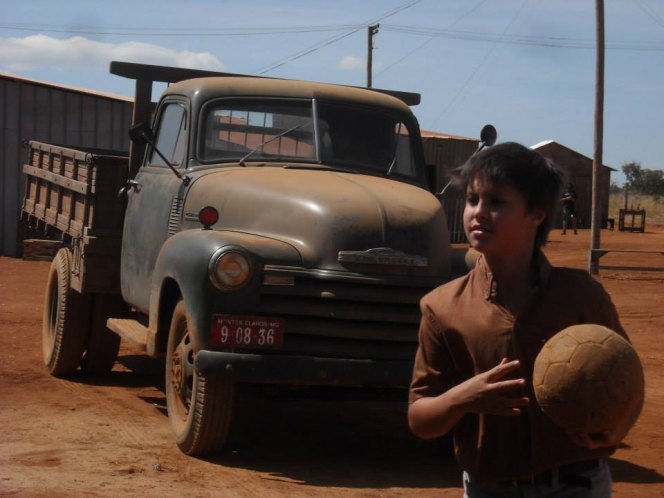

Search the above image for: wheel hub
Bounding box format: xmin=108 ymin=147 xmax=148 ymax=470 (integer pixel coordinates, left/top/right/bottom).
xmin=171 ymin=351 xmax=184 ymax=394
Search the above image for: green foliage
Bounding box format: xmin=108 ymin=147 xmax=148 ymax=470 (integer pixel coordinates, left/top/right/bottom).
xmin=622 ymin=161 xmax=664 ymax=196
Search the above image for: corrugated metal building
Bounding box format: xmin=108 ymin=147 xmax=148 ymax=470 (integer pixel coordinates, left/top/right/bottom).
xmin=531 ymin=140 xmax=615 ymax=229
xmin=0 ymin=73 xmax=133 ymax=256
xmin=421 ymin=130 xmax=479 ymax=243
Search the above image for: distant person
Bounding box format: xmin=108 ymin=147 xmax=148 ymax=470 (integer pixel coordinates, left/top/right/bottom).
xmin=561 ymin=184 xmax=578 ymax=235
xmin=408 ymin=143 xmax=641 ymax=497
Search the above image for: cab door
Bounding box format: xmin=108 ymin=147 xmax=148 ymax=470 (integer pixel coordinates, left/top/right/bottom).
xmin=121 ymin=100 xmax=188 ymax=313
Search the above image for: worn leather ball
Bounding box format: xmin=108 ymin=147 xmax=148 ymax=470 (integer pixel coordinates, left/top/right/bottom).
xmin=533 ymin=324 xmax=644 ymax=433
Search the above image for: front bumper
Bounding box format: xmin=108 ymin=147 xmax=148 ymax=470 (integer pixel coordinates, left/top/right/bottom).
xmin=195 ymin=350 xmax=413 ymax=388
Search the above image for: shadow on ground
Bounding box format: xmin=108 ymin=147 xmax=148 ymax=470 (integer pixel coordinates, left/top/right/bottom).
xmin=610 ymin=456 xmax=664 ymax=484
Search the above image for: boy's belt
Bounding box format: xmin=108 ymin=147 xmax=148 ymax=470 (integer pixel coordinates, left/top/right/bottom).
xmin=497 ymin=459 xmax=600 ymax=488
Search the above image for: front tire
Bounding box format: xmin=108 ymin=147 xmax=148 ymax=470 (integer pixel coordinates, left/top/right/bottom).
xmin=42 ymin=248 xmax=90 ymax=376
xmin=165 ymin=300 xmax=235 ymax=455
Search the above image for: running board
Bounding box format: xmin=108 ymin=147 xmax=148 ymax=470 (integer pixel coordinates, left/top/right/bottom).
xmin=107 ymin=318 xmax=148 ymax=347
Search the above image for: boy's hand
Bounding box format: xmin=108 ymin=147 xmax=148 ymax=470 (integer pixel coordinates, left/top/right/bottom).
xmin=408 ymin=358 xmax=530 ymax=439
xmin=458 ymin=358 xmax=530 ymax=416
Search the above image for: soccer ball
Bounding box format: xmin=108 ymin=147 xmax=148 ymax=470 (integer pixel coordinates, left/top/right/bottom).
xmin=533 ymin=324 xmax=644 ymax=433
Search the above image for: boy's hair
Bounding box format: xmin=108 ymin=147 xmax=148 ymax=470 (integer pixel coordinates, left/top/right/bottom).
xmin=451 ymin=141 xmax=565 ymax=247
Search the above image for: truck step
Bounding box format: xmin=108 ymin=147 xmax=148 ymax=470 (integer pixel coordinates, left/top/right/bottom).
xmin=107 ymin=318 xmax=148 ymax=346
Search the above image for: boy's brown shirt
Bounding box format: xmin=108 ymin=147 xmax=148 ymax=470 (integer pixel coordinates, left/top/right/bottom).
xmin=409 ymin=252 xmax=625 ymax=481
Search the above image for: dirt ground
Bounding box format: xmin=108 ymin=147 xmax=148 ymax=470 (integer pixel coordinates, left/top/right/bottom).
xmin=1 ymin=227 xmax=663 ymax=498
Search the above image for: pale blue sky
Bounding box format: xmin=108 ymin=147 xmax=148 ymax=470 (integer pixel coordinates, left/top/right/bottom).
xmin=2 ymin=0 xmax=663 ymax=185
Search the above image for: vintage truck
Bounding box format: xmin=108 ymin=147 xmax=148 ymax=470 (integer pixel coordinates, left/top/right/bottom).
xmin=22 ymin=61 xmax=470 ymax=456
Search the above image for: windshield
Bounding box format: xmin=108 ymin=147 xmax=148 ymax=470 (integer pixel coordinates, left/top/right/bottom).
xmin=199 ymin=98 xmax=422 ymax=182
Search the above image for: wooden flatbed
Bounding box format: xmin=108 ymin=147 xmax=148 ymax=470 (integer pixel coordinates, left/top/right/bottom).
xmin=21 ymin=141 xmax=128 ymax=293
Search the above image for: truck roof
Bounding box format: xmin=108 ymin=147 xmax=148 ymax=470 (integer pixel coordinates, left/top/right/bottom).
xmin=110 ymin=61 xmax=420 ymax=107
xmin=162 ymin=76 xmax=414 ymax=113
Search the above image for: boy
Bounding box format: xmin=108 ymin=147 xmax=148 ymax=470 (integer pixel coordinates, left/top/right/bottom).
xmin=408 ymin=142 xmax=641 ymax=497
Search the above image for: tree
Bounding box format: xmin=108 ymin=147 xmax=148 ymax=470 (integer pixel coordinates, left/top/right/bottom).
xmin=609 ymin=182 xmax=623 ymax=194
xmin=622 ymin=161 xmax=664 ymax=196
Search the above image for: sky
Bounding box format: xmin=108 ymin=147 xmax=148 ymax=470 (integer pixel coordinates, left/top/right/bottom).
xmin=1 ymin=0 xmax=663 ymax=185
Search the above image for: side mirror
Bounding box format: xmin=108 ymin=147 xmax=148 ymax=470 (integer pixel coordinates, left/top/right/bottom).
xmin=128 ymin=122 xmax=154 ymax=145
xmin=478 ymin=124 xmax=497 ymax=152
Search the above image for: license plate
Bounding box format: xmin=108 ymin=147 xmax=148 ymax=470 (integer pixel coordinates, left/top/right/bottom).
xmin=211 ymin=314 xmax=284 ymax=349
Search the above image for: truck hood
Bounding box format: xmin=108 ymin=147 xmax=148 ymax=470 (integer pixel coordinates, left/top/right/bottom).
xmin=184 ymin=167 xmax=451 ymax=277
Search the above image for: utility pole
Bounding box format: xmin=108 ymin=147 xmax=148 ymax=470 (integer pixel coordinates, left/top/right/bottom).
xmin=367 ymin=24 xmax=380 ymax=88
xmin=589 ymin=0 xmax=605 ymax=274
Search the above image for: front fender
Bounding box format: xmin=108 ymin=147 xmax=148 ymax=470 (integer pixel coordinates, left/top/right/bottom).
xmin=148 ymin=229 xmax=302 ymax=353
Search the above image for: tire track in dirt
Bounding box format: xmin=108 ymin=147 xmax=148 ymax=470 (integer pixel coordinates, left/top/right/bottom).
xmin=52 ymin=371 xmax=168 ymax=450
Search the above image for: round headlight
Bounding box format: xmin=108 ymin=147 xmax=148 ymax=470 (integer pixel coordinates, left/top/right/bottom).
xmin=210 ymin=249 xmax=251 ymax=290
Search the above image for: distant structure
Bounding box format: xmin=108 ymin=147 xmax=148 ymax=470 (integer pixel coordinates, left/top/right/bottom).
xmin=0 ymin=72 xmax=133 ymax=256
xmin=422 ymin=136 xmax=617 ymax=245
xmin=531 ymin=140 xmax=615 ymax=230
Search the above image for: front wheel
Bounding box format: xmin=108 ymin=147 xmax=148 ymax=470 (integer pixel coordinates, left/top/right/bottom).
xmin=165 ymin=300 xmax=235 ymax=455
xmin=42 ymin=248 xmax=90 ymax=376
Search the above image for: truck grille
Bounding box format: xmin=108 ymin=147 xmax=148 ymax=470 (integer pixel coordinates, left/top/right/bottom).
xmin=255 ymin=268 xmax=440 ymax=361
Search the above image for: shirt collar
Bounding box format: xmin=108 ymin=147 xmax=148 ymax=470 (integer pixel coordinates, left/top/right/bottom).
xmin=475 ymin=249 xmax=552 ymax=302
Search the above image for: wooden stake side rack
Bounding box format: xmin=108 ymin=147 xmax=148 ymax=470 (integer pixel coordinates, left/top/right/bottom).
xmin=21 ymin=141 xmax=129 ymax=293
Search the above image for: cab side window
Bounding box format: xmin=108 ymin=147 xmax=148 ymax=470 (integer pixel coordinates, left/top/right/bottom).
xmin=151 ymin=103 xmax=186 ymax=167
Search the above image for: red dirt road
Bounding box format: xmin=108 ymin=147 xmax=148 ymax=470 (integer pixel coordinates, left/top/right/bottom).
xmin=1 ymin=228 xmax=663 ymax=497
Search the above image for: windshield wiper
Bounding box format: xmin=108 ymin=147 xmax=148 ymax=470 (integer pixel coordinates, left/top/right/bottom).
xmin=386 ymin=152 xmax=398 ymax=177
xmin=239 ymin=120 xmax=312 ymax=166
xmin=386 ymin=122 xmax=402 ymax=177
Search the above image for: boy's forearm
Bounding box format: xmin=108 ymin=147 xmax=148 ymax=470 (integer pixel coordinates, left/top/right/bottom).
xmin=408 ymin=389 xmax=466 ymax=439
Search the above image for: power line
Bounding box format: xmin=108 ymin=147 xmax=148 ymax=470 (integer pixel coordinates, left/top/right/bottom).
xmin=432 ymin=0 xmax=529 ymax=127
xmin=254 ymin=0 xmax=424 ymax=75
xmin=365 ymin=0 xmax=425 ymax=26
xmin=382 ymin=25 xmax=664 ymax=51
xmin=633 ymin=0 xmax=664 ymax=28
xmin=3 ymin=11 xmax=661 ymax=51
xmin=254 ymin=29 xmax=362 ymax=75
xmin=377 ymin=0 xmax=488 ymax=77
xmin=0 ymin=23 xmax=363 ymax=37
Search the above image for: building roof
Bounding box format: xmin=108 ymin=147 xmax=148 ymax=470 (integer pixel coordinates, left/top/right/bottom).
xmin=531 ymin=139 xmax=616 ymax=171
xmin=0 ymin=71 xmax=133 ymax=103
xmin=420 ymin=129 xmax=477 ymax=141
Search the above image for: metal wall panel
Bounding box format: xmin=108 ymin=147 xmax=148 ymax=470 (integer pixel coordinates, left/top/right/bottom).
xmin=421 ymin=135 xmax=478 ymax=244
xmin=1 ymin=80 xmax=21 ymax=257
xmin=0 ymin=74 xmax=133 ymax=256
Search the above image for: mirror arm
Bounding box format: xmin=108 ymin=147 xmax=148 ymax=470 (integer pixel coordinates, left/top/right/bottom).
xmin=129 ymin=123 xmax=190 ymax=186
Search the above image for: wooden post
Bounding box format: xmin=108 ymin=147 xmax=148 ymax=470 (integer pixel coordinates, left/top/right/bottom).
xmin=589 ymin=0 xmax=605 ymax=274
xmin=367 ymin=24 xmax=379 ymax=88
